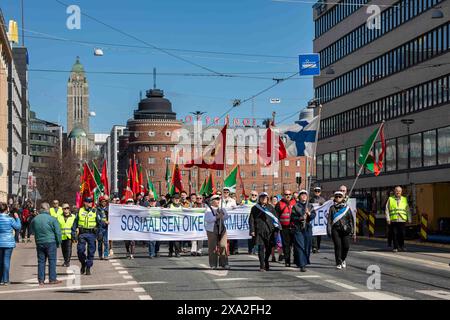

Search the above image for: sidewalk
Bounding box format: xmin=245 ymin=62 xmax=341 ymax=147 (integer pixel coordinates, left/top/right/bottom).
xmin=0 ymin=239 xmax=144 ymax=300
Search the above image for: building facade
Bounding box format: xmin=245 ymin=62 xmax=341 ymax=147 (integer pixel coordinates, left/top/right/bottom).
xmin=0 ymin=9 xmax=12 ymax=201
xmin=116 ymin=87 xmax=306 ymax=199
xmin=313 ymin=0 xmax=450 ymax=231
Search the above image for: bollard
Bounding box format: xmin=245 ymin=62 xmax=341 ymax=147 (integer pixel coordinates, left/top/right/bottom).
xmin=357 ymin=208 xmax=368 ymax=236
xmin=420 ymin=213 xmax=428 ymax=241
xmin=369 ymin=212 xmax=376 ymax=238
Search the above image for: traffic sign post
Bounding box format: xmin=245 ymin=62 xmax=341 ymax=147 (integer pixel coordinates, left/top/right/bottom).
xmin=299 ymin=54 xmax=320 ymax=76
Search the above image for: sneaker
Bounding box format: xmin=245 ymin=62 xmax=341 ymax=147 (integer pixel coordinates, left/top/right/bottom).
xmin=0 ymin=282 xmax=4 ymax=286
xmin=104 ymin=256 xmax=109 ymax=260
xmin=259 ymin=268 xmax=266 ymax=272
xmin=27 ymin=239 xmax=32 ymax=243
xmin=21 ymin=239 xmax=25 ymax=243
xmin=393 ymin=249 xmax=398 ymax=253
xmin=285 ymin=262 xmax=291 ymax=268
xmin=300 ymin=267 xmax=307 ymax=272
xmin=130 ymin=255 xmax=134 ymax=260
xmin=48 ymin=280 xmax=62 ymax=285
xmin=399 ymin=247 xmax=406 ymax=252
xmin=100 ymin=257 xmax=104 ymax=260
xmin=38 ymin=281 xmax=45 ymax=286
xmin=317 ymin=249 xmax=320 ymax=253
xmin=278 ymin=255 xmax=284 ymax=262
xmin=168 ymin=253 xmax=173 ymax=257
xmin=342 ymin=261 xmax=347 ymax=268
xmin=271 ymin=256 xmax=276 ymax=262
xmin=148 ymin=256 xmax=153 ymax=259
xmin=312 ymin=248 xmax=317 ymax=253
xmin=175 ymin=253 xmax=180 ymax=258
xmin=336 ymin=264 xmax=342 ymax=270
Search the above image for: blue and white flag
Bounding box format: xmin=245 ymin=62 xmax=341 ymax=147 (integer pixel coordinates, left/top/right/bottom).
xmin=278 ymin=115 xmax=319 ymax=157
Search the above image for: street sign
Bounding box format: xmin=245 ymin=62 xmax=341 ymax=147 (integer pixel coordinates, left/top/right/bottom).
xmin=299 ymin=54 xmax=320 ymax=76
xmin=270 ymin=98 xmax=281 ymax=104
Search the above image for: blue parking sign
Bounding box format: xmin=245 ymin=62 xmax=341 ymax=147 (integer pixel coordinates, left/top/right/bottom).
xmin=299 ymin=54 xmax=320 ymax=76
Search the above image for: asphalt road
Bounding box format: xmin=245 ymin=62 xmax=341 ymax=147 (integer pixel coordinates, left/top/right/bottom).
xmin=2 ymin=237 xmax=450 ymax=300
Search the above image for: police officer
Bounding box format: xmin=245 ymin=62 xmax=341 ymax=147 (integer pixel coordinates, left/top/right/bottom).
xmin=96 ymin=196 xmax=110 ymax=260
xmin=72 ymin=197 xmax=101 ymax=275
xmin=311 ymin=187 xmax=326 ymax=253
xmin=58 ymin=203 xmax=76 ymax=267
xmin=50 ymin=200 xmax=63 ymax=218
xmin=385 ymin=186 xmax=411 ymax=252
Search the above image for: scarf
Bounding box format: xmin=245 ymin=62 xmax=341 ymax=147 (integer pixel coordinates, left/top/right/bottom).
xmin=255 ymin=203 xmax=280 ymax=228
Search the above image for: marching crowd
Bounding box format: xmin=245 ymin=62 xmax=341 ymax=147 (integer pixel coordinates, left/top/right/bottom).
xmin=0 ymin=184 xmax=413 ymax=285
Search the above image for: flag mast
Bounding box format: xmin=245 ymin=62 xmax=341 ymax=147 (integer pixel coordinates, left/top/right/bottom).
xmin=307 ymin=103 xmax=323 ymax=199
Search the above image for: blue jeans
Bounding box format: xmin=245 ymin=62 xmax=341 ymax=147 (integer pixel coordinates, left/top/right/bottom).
xmin=98 ymin=229 xmax=109 ymax=258
xmin=148 ymin=241 xmax=160 ymax=257
xmin=36 ymin=242 xmax=57 ymax=283
xmin=77 ymin=233 xmax=96 ymax=268
xmin=0 ymin=248 xmax=13 ymax=283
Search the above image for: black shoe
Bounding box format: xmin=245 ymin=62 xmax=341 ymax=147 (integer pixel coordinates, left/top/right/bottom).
xmin=175 ymin=253 xmax=181 ymax=258
xmin=85 ymin=267 xmax=91 ymax=276
xmin=278 ymin=255 xmax=284 ymax=262
xmin=312 ymin=248 xmax=317 ymax=253
xmin=222 ymin=265 xmax=230 ymax=270
xmin=271 ymin=256 xmax=276 ymax=262
xmin=300 ymin=267 xmax=307 ymax=272
xmin=285 ymin=262 xmax=291 ymax=268
xmin=168 ymin=253 xmax=173 ymax=257
xmin=80 ymin=264 xmax=86 ymax=274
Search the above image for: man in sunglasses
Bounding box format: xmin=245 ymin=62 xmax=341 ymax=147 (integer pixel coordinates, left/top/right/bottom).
xmin=275 ymin=190 xmax=297 ymax=267
xmin=57 ymin=204 xmax=76 ymax=267
xmin=242 ymin=191 xmax=259 ymax=254
xmin=221 ymin=188 xmax=238 ymax=255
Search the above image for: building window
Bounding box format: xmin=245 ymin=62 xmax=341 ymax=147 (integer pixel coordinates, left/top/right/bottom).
xmin=347 ymin=148 xmax=355 ymax=177
xmin=386 ymin=139 xmax=397 ymax=172
xmin=423 ymin=130 xmax=437 ymax=167
xmin=165 ymin=157 xmax=171 ymax=164
xmin=251 ymin=171 xmax=257 ymax=177
xmin=152 ymin=146 xmax=158 ymax=152
xmin=241 ymin=171 xmax=246 ymax=178
xmin=285 ymin=172 xmax=290 ymax=178
xmin=410 ymin=133 xmax=422 ymax=169
xmin=397 ymin=136 xmax=408 ymax=170
xmin=148 ymin=157 xmax=155 ymax=164
xmin=149 ymin=169 xmax=155 ymax=176
xmin=438 ymin=126 xmax=450 ymax=165
xmin=284 ymin=160 xmax=289 ymax=167
xmin=338 ymin=150 xmax=346 ymax=178
xmin=331 ymin=152 xmax=338 ymax=179
xmin=252 ymin=184 xmax=257 ymax=190
xmin=216 ymin=171 xmax=221 ymax=177
xmin=317 ymin=155 xmax=323 ymax=181
xmin=323 ymin=153 xmax=330 ymax=180
xmin=148 ymin=131 xmax=155 ymax=137
xmin=144 ymin=146 xmax=149 ymax=152
xmin=296 ymin=160 xmax=301 ymax=167
xmin=165 ymin=131 xmax=171 ymax=137
xmin=161 ymin=146 xmax=167 ymax=152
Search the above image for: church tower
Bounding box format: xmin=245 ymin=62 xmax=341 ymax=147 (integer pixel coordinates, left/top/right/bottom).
xmin=67 ymin=56 xmax=89 ymax=135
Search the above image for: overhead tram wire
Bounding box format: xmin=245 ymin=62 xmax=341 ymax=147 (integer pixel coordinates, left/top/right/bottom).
xmin=54 ymin=0 xmax=225 ymax=77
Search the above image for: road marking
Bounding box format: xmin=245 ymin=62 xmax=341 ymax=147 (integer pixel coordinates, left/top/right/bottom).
xmin=235 ymin=296 xmax=264 ymax=300
xmin=214 ymin=278 xmax=250 ymax=282
xmin=139 ymin=295 xmax=152 ymax=300
xmin=198 ymin=264 xmax=229 ymax=277
xmin=133 ymin=288 xmax=145 ymax=293
xmin=0 ymin=281 xmax=167 ymax=294
xmin=118 ymin=271 xmax=129 ymax=274
xmin=112 ymin=263 xmax=121 ymax=266
xmin=123 ymin=275 xmax=133 ymax=280
xmin=356 ymin=251 xmax=450 ymax=271
xmin=416 ymin=290 xmax=450 ymax=300
xmin=115 ymin=266 xmax=125 ymax=270
xmin=247 ymin=255 xmax=259 ymax=260
xmin=325 ymin=280 xmax=357 ymax=290
xmin=109 ymin=259 xmax=118 ymax=263
xmin=351 ymin=291 xmax=403 ymax=300
xmin=296 ymin=275 xmax=321 ymax=279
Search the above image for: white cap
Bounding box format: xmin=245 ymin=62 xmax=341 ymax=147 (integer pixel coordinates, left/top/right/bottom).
xmin=258 ymin=192 xmax=269 ymax=198
xmin=299 ymin=189 xmax=308 ymax=195
xmin=126 ymin=198 xmax=134 ymax=203
xmin=210 ymin=195 xmax=221 ymax=201
xmin=334 ymin=191 xmax=344 ymax=197
xmin=314 ymin=186 xmax=322 ymax=191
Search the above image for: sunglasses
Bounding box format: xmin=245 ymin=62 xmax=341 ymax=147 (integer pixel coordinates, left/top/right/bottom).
xmin=251 ymin=194 xmax=258 ymax=197
xmin=63 ymin=207 xmax=70 ymax=210
xmin=335 ymin=195 xmax=343 ymax=198
xmin=284 ymin=194 xmax=292 ymax=196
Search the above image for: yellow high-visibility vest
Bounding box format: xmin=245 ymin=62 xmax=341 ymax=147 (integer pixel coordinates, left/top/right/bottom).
xmin=58 ymin=214 xmax=76 ymax=240
xmin=50 ymin=207 xmax=63 ymax=218
xmin=388 ymin=196 xmax=409 ymax=222
xmin=77 ymin=208 xmax=97 ymax=229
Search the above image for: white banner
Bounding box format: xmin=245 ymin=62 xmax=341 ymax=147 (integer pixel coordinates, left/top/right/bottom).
xmin=108 ymin=200 xmax=357 ymax=240
xmin=311 ymin=199 xmax=357 ymax=236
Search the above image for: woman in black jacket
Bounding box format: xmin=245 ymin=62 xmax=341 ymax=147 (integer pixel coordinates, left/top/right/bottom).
xmin=249 ymin=192 xmax=278 ymax=272
xmin=327 ymin=191 xmax=355 ymax=269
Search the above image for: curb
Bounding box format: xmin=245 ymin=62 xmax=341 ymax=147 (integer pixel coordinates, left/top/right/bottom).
xmin=357 ymin=236 xmax=450 ymax=250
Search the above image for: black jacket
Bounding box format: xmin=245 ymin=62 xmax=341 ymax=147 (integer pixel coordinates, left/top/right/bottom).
xmin=249 ymin=204 xmax=276 ymax=245
xmin=310 ymin=195 xmax=326 ymax=205
xmin=291 ymin=201 xmax=316 ymax=233
xmin=327 ymin=203 xmax=354 ymax=236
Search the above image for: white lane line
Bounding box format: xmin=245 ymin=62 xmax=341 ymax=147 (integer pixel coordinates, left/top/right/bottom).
xmin=115 ymin=266 xmax=125 ymax=270
xmin=296 ymin=275 xmax=321 ymax=279
xmin=214 ymin=278 xmax=250 ymax=282
xmin=118 ymin=271 xmax=129 ymax=274
xmin=112 ymin=263 xmax=121 ymax=266
xmin=123 ymin=275 xmax=133 ymax=279
xmin=133 ymin=288 xmax=146 ymax=293
xmin=352 ymin=291 xmax=403 ymax=300
xmin=416 ymin=290 xmax=450 ymax=300
xmin=246 ymin=255 xmax=259 ymax=260
xmin=325 ymin=280 xmax=357 ymax=290
xmin=198 ymin=264 xmax=229 ymax=277
xmin=139 ymin=295 xmax=152 ymax=300
xmin=109 ymin=259 xmax=118 ymax=263
xmin=0 ymin=281 xmax=167 ymax=294
xmin=235 ymin=296 xmax=264 ymax=300
xmin=356 ymin=251 xmax=450 ymax=271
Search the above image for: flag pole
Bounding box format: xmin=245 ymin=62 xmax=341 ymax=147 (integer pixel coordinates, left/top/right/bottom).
xmin=348 ymin=121 xmax=385 ymax=198
xmin=306 ymin=104 xmax=322 ymax=207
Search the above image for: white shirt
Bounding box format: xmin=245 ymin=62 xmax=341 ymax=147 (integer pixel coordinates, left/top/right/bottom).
xmin=204 ymin=206 xmax=229 ymax=233
xmin=219 ymin=197 xmax=237 ymax=208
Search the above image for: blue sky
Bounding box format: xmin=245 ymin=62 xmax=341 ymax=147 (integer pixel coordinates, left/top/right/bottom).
xmin=1 ymin=0 xmax=314 ymax=133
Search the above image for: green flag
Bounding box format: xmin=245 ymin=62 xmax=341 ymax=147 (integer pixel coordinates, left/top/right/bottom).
xmin=358 ymin=123 xmax=385 ymax=176
xmin=168 ymin=183 xmax=175 ymax=196
xmin=92 ymin=161 xmax=104 ymax=202
xmin=165 ymin=162 xmax=171 ymax=193
xmin=199 ymin=177 xmax=206 ymax=195
xmin=224 ymin=165 xmax=238 ymax=193
xmin=145 ymin=169 xmax=158 ymax=200
xmin=202 ymin=173 xmax=215 ymax=196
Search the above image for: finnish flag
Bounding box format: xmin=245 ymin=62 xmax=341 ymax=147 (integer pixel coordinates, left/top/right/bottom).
xmin=278 ymin=116 xmax=319 ymax=157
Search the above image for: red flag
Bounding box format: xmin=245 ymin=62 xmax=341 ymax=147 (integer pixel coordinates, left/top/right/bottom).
xmin=257 ymin=126 xmax=287 ymax=166
xmin=80 ymin=163 xmax=97 ymax=200
xmin=123 ymin=167 xmax=134 ymax=201
xmin=373 ymin=125 xmax=386 ymax=176
xmin=101 ymin=159 xmax=109 ymax=196
xmin=132 ymin=158 xmax=140 ymax=195
xmin=238 ymin=165 xmax=247 ymax=199
xmin=184 ymin=124 xmax=227 ymax=170
xmin=171 ymin=164 xmax=184 ymax=193
xmin=139 ymin=165 xmax=145 ymax=194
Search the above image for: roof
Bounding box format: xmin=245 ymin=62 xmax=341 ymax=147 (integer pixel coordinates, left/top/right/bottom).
xmin=68 ymin=127 xmax=87 ymax=139
xmin=71 ymin=56 xmax=85 ymax=73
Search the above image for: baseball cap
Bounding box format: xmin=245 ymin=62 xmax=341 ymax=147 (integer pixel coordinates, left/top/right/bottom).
xmin=258 ymin=192 xmax=269 ymax=198
xmin=334 ymin=191 xmax=344 ymax=197
xmin=299 ymin=189 xmax=308 ymax=195
xmin=314 ymin=186 xmax=322 ymax=191
xmin=84 ymin=197 xmax=93 ymax=203
xmin=210 ymin=194 xmax=221 ymax=201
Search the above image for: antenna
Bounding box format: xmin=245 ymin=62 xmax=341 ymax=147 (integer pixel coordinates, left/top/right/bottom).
xmin=153 ymin=68 xmax=157 ymax=89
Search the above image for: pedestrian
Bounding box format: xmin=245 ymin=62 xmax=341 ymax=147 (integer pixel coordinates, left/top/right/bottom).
xmin=293 ymin=192 xmax=299 ymax=202
xmin=148 ymin=198 xmax=160 ymax=258
xmin=220 ymin=188 xmax=238 ymax=255
xmin=72 ymin=197 xmax=101 ymax=275
xmin=386 ymin=186 xmax=411 ymax=252
xmin=96 ymin=196 xmax=110 ymax=260
xmin=0 ymin=202 xmax=21 ymax=285
xmin=327 ymin=191 xmax=355 ymax=269
xmin=57 ymin=203 xmax=76 ymax=267
xmin=20 ymin=201 xmax=32 ymax=243
xmin=275 ymin=189 xmax=297 ymax=267
xmin=30 ymin=202 xmax=62 ymax=285
xmin=242 ymin=191 xmax=259 ymax=255
xmin=205 ymin=195 xmax=230 ymax=269
xmin=190 ymin=194 xmax=204 ymax=257
xmin=9 ymin=203 xmax=20 ymax=243
xmin=49 ymin=200 xmax=63 ymax=218
xmin=109 ymin=194 xmax=121 ymax=256
xmin=311 ymin=186 xmax=326 ymax=253
xmin=168 ymin=194 xmax=182 ymax=257
xmin=124 ymin=198 xmax=136 ymax=259
xmin=291 ymin=190 xmax=316 ymax=272
xmin=249 ymin=192 xmax=278 ymax=272
xmin=271 ymin=196 xmax=279 ymax=207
